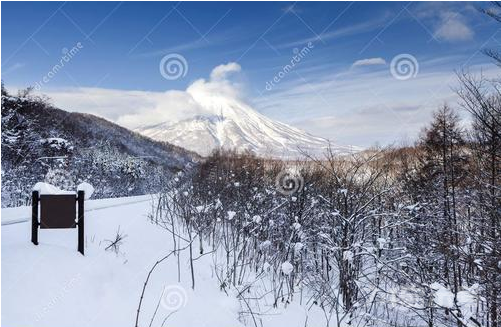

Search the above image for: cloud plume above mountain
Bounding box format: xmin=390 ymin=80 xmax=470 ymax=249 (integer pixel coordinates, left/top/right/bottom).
xmin=34 ymin=62 xmax=246 ymax=130
xmin=119 ymin=62 xmax=245 ymax=128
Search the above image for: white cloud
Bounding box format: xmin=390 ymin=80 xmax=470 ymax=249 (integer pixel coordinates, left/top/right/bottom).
xmin=352 ymin=57 xmax=386 ymax=67
xmin=117 ymin=90 xmax=206 ymax=128
xmin=434 ymin=13 xmax=474 ymax=42
xmin=410 ymin=3 xmax=475 ymax=42
xmin=21 ymin=57 xmax=498 ymax=148
xmin=210 ymin=62 xmax=241 ymax=80
xmin=34 ymin=62 xmax=245 ymax=130
xmin=254 ymin=59 xmax=499 ymax=147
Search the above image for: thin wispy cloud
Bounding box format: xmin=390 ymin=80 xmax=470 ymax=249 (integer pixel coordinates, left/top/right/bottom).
xmin=3 ymin=62 xmax=25 ymax=76
xmin=411 ymin=2 xmax=476 ymax=42
xmin=277 ymin=11 xmax=392 ymax=49
xmin=352 ymin=57 xmax=386 ymax=67
xmin=434 ymin=12 xmax=474 ymax=42
xmin=133 ymin=26 xmax=246 ymax=58
xmin=254 ymin=58 xmax=499 ymax=146
xmin=134 ymin=39 xmax=209 ymax=58
xmin=30 ymin=57 xmax=499 ymax=148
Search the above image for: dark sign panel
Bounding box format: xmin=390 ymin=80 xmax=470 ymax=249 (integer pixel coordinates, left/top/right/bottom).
xmin=40 ymin=195 xmax=77 ymax=229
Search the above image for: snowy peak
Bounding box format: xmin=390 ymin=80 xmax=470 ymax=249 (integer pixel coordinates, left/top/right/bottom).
xmin=133 ymin=62 xmax=356 ymax=158
xmin=136 ymin=94 xmax=355 ymax=158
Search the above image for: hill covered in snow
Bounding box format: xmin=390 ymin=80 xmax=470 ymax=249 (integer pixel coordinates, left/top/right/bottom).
xmin=1 ymin=86 xmax=198 ymax=207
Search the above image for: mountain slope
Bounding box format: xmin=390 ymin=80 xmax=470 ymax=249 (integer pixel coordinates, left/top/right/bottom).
xmin=136 ymin=91 xmax=356 ymax=158
xmin=1 ymin=89 xmax=198 ymax=207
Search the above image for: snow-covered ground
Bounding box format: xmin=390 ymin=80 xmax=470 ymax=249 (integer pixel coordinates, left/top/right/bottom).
xmin=2 ymin=196 xmax=326 ymax=327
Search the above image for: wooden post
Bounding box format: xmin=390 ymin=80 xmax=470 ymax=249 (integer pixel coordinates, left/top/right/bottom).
xmin=77 ymin=191 xmax=84 ymax=255
xmin=31 ymin=191 xmax=39 ymax=245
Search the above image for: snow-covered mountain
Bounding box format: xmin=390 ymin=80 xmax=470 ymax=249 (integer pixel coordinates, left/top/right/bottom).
xmin=136 ymin=91 xmax=355 ymax=158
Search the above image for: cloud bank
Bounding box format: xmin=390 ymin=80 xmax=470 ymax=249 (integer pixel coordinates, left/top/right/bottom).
xmin=28 ymin=57 xmax=498 ymax=148
xmin=37 ymin=62 xmax=244 ymax=130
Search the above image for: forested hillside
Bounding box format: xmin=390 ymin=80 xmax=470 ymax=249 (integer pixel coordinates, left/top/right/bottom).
xmin=1 ymin=85 xmax=198 ymax=207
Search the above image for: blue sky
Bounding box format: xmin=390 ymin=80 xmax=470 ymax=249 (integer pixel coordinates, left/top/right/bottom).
xmin=2 ymin=1 xmax=500 ymax=146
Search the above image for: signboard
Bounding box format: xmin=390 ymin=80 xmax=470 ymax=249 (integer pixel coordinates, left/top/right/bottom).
xmin=40 ymin=195 xmax=77 ymax=229
xmin=32 ymin=190 xmax=85 ymax=255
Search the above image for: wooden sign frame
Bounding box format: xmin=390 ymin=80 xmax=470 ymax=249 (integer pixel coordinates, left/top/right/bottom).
xmin=31 ymin=190 xmax=85 ymax=255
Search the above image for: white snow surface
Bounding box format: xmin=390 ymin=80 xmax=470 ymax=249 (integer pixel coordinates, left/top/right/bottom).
xmin=431 ymin=283 xmax=454 ymax=308
xmin=227 ymin=210 xmax=236 ymax=220
xmin=2 ymin=196 xmax=329 ymax=327
xmin=135 ymin=90 xmax=358 ymax=158
xmin=77 ymin=182 xmax=94 ymax=199
xmin=281 ymin=261 xmax=294 ymax=275
xmin=2 ymin=196 xmax=242 ymax=327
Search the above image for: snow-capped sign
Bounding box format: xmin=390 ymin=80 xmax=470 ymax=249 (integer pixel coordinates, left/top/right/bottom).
xmin=32 ymin=182 xmax=75 ymax=195
xmin=31 ymin=187 xmax=86 ymax=255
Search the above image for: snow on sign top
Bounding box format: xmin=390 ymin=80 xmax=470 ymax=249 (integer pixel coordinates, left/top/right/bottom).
xmin=32 ymin=182 xmax=94 ymax=199
xmin=77 ymin=182 xmax=94 ymax=199
xmin=32 ymin=182 xmax=75 ymax=195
